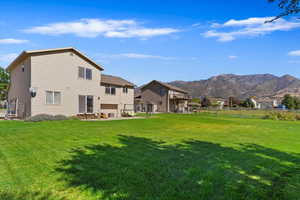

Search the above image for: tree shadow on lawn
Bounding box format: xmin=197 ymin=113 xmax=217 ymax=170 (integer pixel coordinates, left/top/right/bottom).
xmin=56 ymin=136 xmax=300 ymax=200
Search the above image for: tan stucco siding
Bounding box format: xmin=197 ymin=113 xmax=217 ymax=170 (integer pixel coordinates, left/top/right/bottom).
xmin=99 ymin=84 xmax=134 ymax=117
xmin=8 ymin=58 xmax=31 ymax=118
xmin=30 ymin=51 xmax=101 ymax=116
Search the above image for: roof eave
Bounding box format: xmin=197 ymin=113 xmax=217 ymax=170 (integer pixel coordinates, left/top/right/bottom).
xmin=6 ymin=47 xmax=104 ymax=72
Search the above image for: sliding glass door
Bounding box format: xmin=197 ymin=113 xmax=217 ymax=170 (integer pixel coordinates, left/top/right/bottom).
xmin=79 ymin=95 xmax=93 ymax=113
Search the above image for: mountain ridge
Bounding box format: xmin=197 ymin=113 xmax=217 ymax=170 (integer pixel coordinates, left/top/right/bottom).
xmin=168 ymin=74 xmax=300 ymax=100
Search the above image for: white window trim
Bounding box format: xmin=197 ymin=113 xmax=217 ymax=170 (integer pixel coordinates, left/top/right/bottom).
xmin=123 ymin=87 xmax=128 ymax=94
xmin=85 ymin=68 xmax=92 ymax=80
xmin=78 ymin=67 xmax=92 ymax=80
xmin=105 ymin=85 xmax=116 ymax=95
xmin=78 ymin=66 xmax=85 ymax=79
xmin=45 ymin=91 xmax=62 ymax=105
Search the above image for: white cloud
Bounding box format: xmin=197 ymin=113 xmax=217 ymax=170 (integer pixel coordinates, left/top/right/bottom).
xmin=0 ymin=53 xmax=18 ymax=66
xmin=203 ymin=17 xmax=300 ymax=42
xmin=119 ymin=53 xmax=175 ymax=60
xmin=228 ymin=55 xmax=238 ymax=59
xmin=288 ymin=50 xmax=300 ymax=56
xmin=97 ymin=53 xmax=175 ymax=60
xmin=192 ymin=23 xmax=202 ymax=27
xmin=223 ymin=17 xmax=274 ymax=27
xmin=0 ymin=38 xmax=28 ymax=44
xmin=24 ymin=18 xmax=180 ymax=39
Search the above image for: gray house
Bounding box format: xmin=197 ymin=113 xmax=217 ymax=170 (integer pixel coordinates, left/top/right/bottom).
xmin=135 ymin=80 xmax=190 ymax=113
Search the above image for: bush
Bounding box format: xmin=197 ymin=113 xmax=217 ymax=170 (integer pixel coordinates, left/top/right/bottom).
xmin=68 ymin=116 xmax=80 ymax=120
xmin=25 ymin=114 xmax=68 ymax=122
xmin=263 ymin=111 xmax=298 ymax=121
xmin=53 ymin=115 xmax=68 ymax=120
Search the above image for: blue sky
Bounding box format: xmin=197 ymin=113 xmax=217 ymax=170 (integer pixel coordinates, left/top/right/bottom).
xmin=1 ymin=0 xmax=300 ymax=85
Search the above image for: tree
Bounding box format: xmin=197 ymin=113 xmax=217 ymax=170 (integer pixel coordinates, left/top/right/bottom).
xmin=240 ymin=98 xmax=255 ymax=108
xmin=0 ymin=67 xmax=9 ymax=101
xmin=0 ymin=67 xmax=9 ymax=83
xmin=282 ymin=94 xmax=296 ymax=109
xmin=268 ymin=0 xmax=300 ymax=21
xmin=295 ymin=97 xmax=300 ymax=109
xmin=191 ymin=98 xmax=201 ymax=104
xmin=201 ymin=96 xmax=212 ymax=107
xmin=228 ymin=97 xmax=241 ymax=107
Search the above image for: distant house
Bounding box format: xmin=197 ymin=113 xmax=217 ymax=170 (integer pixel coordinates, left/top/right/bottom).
xmin=6 ymin=47 xmax=134 ymax=118
xmin=135 ymin=80 xmax=190 ymax=113
xmin=100 ymin=74 xmax=134 ymax=118
xmin=250 ymin=98 xmax=261 ymax=109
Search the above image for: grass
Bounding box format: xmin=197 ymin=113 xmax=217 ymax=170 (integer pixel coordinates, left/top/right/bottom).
xmin=0 ymin=113 xmax=300 ymax=200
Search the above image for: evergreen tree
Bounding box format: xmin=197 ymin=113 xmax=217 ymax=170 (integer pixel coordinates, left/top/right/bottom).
xmin=201 ymin=97 xmax=212 ymax=107
xmin=0 ymin=67 xmax=9 ymax=101
xmin=282 ymin=94 xmax=296 ymax=109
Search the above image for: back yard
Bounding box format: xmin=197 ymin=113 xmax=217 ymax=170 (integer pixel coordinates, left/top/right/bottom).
xmin=0 ymin=113 xmax=300 ymax=200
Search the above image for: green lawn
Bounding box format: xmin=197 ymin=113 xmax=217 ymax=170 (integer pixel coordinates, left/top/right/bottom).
xmin=0 ymin=113 xmax=300 ymax=200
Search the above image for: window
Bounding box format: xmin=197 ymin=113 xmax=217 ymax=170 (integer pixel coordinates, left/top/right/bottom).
xmin=159 ymin=88 xmax=165 ymax=96
xmin=78 ymin=95 xmax=94 ymax=113
xmin=105 ymin=86 xmax=110 ymax=94
xmin=46 ymin=91 xmax=61 ymax=105
xmin=111 ymin=87 xmax=116 ymax=95
xmin=78 ymin=67 xmax=85 ymax=79
xmin=54 ymin=92 xmax=61 ymax=104
xmin=86 ymin=68 xmax=92 ymax=80
xmin=79 ymin=95 xmax=86 ymax=113
xmin=78 ymin=67 xmax=92 ymax=80
xmin=123 ymin=87 xmax=128 ymax=94
xmin=21 ymin=64 xmax=25 ymax=72
xmin=105 ymin=85 xmax=116 ymax=95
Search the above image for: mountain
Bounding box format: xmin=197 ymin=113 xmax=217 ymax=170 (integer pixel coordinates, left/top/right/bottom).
xmin=168 ymin=74 xmax=300 ymax=100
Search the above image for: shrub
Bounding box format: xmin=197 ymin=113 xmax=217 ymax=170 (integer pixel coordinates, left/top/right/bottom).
xmin=25 ymin=114 xmax=68 ymax=122
xmin=53 ymin=115 xmax=68 ymax=120
xmin=68 ymin=116 xmax=80 ymax=120
xmin=263 ymin=111 xmax=298 ymax=121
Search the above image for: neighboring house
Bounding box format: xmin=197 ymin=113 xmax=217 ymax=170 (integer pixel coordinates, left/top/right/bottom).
xmin=135 ymin=80 xmax=190 ymax=113
xmin=100 ymin=74 xmax=134 ymax=117
xmin=209 ymin=97 xmax=226 ymax=109
xmin=250 ymin=98 xmax=261 ymax=109
xmin=6 ymin=47 xmax=134 ymax=118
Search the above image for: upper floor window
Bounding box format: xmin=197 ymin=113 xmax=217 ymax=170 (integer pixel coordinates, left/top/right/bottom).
xmin=123 ymin=87 xmax=128 ymax=94
xmin=159 ymin=88 xmax=165 ymax=96
xmin=46 ymin=91 xmax=61 ymax=105
xmin=86 ymin=68 xmax=92 ymax=80
xmin=78 ymin=67 xmax=92 ymax=80
xmin=105 ymin=85 xmax=116 ymax=95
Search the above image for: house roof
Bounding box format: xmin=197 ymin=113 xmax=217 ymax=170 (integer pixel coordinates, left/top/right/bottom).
xmin=101 ymin=74 xmax=135 ymax=87
xmin=6 ymin=47 xmax=104 ymax=72
xmin=141 ymin=80 xmax=188 ymax=94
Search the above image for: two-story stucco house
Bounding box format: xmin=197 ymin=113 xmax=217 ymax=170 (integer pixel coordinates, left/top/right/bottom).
xmin=6 ymin=47 xmax=134 ymax=119
xmin=135 ymin=80 xmax=190 ymax=113
xmin=100 ymin=74 xmax=134 ymax=117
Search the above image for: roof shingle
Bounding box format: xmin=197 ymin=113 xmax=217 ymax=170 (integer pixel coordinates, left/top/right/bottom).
xmin=101 ymin=74 xmax=135 ymax=87
xmin=142 ymin=80 xmax=187 ymax=94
